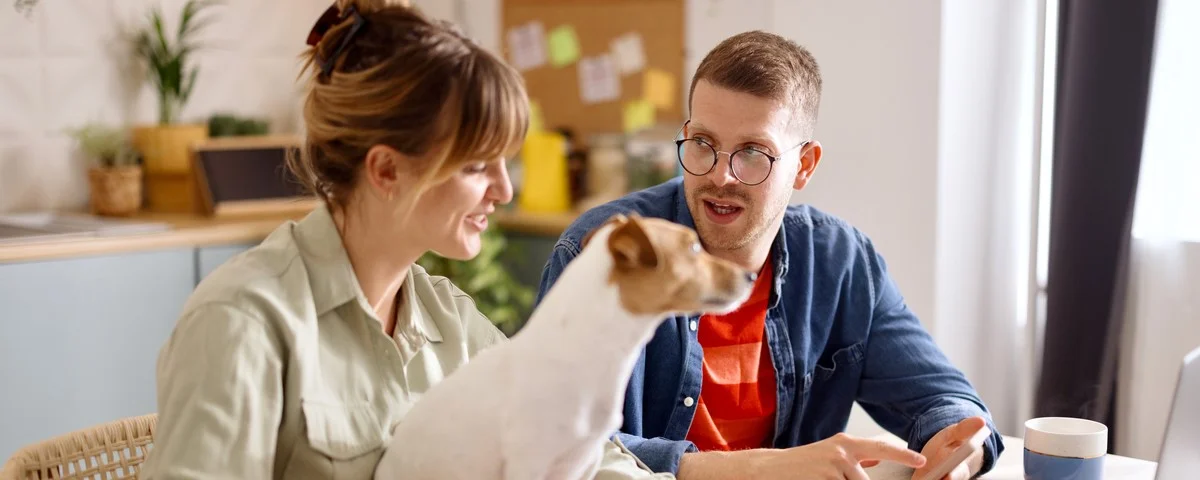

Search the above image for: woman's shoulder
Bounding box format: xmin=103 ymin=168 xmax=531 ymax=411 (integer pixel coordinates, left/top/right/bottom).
xmin=180 ymin=227 xmax=315 ymax=331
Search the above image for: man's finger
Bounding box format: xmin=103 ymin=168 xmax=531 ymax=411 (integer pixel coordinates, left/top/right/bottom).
xmin=849 ymin=438 xmax=927 ymax=468
xmin=949 ymin=416 xmax=988 ymax=443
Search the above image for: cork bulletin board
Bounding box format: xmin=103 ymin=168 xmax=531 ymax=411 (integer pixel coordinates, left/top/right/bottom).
xmin=501 ymin=0 xmax=686 ymax=138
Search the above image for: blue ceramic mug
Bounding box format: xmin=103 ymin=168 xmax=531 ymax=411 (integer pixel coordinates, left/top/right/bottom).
xmin=1023 ymin=417 xmax=1107 ymax=480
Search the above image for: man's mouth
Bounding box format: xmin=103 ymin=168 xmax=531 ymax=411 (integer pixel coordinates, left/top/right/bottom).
xmin=702 ymin=199 xmax=744 ymax=225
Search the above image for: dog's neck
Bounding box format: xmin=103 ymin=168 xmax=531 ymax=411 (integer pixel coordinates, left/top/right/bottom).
xmin=525 ymin=226 xmax=666 ymax=353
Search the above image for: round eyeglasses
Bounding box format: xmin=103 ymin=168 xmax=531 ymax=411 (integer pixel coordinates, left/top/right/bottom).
xmin=674 ymin=122 xmax=809 ymax=186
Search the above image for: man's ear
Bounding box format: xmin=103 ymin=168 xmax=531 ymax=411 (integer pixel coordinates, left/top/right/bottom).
xmin=792 ymin=140 xmax=823 ymax=191
xmin=582 ymin=212 xmax=629 ymax=249
xmin=607 ymin=215 xmax=659 ymax=271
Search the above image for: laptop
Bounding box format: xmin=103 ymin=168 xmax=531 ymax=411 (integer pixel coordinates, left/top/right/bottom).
xmin=1153 ymin=345 xmax=1200 ymax=479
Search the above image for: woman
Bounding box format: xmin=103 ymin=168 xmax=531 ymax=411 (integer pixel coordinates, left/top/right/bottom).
xmin=140 ymin=2 xmax=668 ymax=479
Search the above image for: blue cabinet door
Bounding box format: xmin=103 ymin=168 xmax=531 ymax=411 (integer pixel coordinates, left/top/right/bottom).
xmin=0 ymin=249 xmax=194 ymax=460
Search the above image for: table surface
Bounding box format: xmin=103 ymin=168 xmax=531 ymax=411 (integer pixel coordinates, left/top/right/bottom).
xmin=865 ymin=435 xmax=1158 ymax=479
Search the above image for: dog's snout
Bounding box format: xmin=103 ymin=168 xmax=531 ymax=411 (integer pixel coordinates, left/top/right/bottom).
xmin=745 ymin=272 xmax=757 ymax=283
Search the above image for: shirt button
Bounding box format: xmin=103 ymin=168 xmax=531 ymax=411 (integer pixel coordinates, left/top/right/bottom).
xmin=683 ymin=396 xmax=695 ymax=407
xmin=688 ymin=320 xmax=698 ymax=331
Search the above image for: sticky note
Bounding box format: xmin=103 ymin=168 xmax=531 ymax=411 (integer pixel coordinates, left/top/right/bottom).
xmin=643 ymin=68 xmax=676 ymax=110
xmin=578 ymin=54 xmax=620 ymax=104
xmin=610 ymin=32 xmax=646 ymax=75
xmin=529 ymin=100 xmax=545 ymax=132
xmin=518 ymin=131 xmax=571 ymax=213
xmin=547 ymin=25 xmax=581 ymax=67
xmin=506 ymin=21 xmax=546 ymax=71
xmin=623 ymin=99 xmax=655 ymax=133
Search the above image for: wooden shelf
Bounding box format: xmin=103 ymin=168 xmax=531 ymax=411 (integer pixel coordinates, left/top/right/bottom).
xmin=0 ymin=207 xmax=579 ymax=264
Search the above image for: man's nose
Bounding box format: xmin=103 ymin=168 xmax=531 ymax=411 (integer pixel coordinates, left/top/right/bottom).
xmin=707 ymin=152 xmax=738 ymax=188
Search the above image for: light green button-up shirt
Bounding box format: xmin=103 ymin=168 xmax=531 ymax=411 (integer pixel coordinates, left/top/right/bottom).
xmin=141 ymin=205 xmax=670 ymax=480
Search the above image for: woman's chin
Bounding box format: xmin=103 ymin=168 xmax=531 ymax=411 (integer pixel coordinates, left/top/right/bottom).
xmin=436 ymin=237 xmax=481 ymax=261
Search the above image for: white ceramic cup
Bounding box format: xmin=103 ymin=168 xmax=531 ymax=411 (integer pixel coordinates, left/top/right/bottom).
xmin=1023 ymin=417 xmax=1108 ymax=479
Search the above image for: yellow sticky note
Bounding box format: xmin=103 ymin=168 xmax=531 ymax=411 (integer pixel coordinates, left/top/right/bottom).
xmin=518 ymin=131 xmax=571 ymax=213
xmin=529 ymin=100 xmax=544 ymax=132
xmin=547 ymin=25 xmax=581 ymax=67
xmin=643 ymin=68 xmax=676 ymax=109
xmin=623 ymin=99 xmax=655 ymax=133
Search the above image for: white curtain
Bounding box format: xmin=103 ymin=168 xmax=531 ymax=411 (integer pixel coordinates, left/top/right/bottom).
xmin=1115 ymin=0 xmax=1200 ymax=461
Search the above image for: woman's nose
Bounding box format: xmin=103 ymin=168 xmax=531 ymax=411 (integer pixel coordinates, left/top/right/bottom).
xmin=490 ymin=162 xmax=514 ymax=204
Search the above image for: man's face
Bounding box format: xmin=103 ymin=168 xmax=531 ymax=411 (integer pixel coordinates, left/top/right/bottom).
xmin=682 ymin=80 xmax=813 ymax=256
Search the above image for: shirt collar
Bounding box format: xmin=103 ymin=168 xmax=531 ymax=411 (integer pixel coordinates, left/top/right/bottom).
xmin=401 ymin=267 xmax=444 ymax=343
xmin=292 ymin=204 xmax=370 ymax=316
xmin=293 ymin=205 xmax=443 ymax=343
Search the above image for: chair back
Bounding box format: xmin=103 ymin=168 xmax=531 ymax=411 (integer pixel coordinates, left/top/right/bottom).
xmin=0 ymin=414 xmax=157 ymax=480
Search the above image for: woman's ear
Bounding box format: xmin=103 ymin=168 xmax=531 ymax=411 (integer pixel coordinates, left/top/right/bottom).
xmin=363 ymin=144 xmax=411 ymax=202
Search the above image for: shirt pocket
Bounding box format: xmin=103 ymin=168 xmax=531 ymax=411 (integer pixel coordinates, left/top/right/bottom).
xmin=283 ymin=399 xmax=388 ymax=479
xmin=813 ymin=342 xmax=865 ymax=383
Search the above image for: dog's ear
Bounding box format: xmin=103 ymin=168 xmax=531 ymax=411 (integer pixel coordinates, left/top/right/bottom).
xmin=608 ymin=215 xmax=659 ymax=271
xmin=581 ymin=213 xmax=629 ymax=249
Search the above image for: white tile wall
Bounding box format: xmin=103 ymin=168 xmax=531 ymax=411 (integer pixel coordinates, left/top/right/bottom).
xmin=0 ymin=0 xmax=331 ymax=213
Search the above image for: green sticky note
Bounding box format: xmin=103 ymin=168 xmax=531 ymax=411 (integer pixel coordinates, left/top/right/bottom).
xmin=547 ymin=25 xmax=581 ymax=67
xmin=623 ymin=99 xmax=655 ymax=133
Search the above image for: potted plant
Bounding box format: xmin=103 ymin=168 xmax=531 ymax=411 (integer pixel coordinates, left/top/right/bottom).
xmin=129 ymin=0 xmax=217 ymax=212
xmin=68 ymin=124 xmax=143 ymax=217
xmin=418 ymin=229 xmax=536 ymax=335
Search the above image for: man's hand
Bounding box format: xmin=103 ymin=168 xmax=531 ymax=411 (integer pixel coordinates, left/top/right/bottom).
xmin=677 ymin=432 xmax=926 ymax=480
xmin=911 ymin=416 xmax=989 ymax=480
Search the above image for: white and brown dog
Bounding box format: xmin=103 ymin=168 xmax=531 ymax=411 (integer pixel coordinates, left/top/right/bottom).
xmin=374 ymin=213 xmax=756 ymax=480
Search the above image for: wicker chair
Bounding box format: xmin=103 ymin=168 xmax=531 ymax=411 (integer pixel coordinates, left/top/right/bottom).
xmin=0 ymin=414 xmax=157 ymax=480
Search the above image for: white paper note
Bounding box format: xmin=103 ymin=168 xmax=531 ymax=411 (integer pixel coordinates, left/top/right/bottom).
xmin=610 ymin=32 xmax=647 ymax=75
xmin=506 ymin=22 xmax=546 ymax=71
xmin=578 ymin=54 xmax=621 ymax=104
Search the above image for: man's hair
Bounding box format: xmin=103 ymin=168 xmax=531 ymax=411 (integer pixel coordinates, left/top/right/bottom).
xmin=689 ymin=31 xmax=823 ymax=139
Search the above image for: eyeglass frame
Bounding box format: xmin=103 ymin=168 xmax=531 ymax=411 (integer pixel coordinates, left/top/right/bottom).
xmin=673 ymin=120 xmax=811 ymax=186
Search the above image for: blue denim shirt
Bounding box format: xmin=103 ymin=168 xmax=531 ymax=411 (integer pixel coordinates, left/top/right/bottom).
xmin=534 ymin=177 xmax=1003 ymax=476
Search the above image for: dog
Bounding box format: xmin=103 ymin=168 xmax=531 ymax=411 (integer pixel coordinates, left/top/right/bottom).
xmin=374 ymin=213 xmax=757 ymax=480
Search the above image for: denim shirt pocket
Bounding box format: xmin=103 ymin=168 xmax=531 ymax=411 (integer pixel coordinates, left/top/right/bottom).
xmin=813 ymin=342 xmax=865 ymax=383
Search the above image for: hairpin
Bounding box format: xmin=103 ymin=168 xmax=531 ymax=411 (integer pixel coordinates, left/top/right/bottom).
xmin=306 ymin=3 xmax=368 ymax=78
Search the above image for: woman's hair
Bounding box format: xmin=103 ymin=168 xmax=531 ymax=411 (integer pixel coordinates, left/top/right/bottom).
xmin=290 ymin=0 xmax=529 ymax=209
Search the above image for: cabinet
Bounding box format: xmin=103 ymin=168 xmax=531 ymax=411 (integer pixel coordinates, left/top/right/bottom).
xmin=0 ymin=248 xmax=195 ymax=460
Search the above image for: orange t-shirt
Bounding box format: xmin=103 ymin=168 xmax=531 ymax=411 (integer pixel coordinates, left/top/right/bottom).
xmin=685 ymin=259 xmax=777 ymax=451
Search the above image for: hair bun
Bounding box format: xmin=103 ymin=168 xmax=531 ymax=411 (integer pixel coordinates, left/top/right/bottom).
xmin=337 ymin=0 xmax=398 ymax=15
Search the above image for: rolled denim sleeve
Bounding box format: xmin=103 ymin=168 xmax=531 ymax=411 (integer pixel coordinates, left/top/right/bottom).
xmin=612 ymin=433 xmax=696 ymax=475
xmin=854 ymin=236 xmax=1005 ymax=475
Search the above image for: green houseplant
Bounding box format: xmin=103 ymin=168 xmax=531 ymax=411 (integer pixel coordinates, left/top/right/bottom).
xmin=135 ymin=0 xmax=216 ymax=125
xmin=67 ymin=123 xmax=143 ymax=216
xmin=418 ymin=229 xmax=536 ymax=335
xmin=129 ymin=0 xmax=218 ymax=212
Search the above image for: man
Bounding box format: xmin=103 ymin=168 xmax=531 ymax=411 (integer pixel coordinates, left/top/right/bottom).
xmin=534 ymin=31 xmax=1004 ymax=479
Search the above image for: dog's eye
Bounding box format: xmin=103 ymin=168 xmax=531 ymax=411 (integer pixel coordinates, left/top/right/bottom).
xmin=691 ymin=242 xmax=701 ymax=254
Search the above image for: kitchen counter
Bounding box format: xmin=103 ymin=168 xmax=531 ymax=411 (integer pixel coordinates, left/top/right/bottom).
xmin=0 ymin=207 xmax=579 ymax=264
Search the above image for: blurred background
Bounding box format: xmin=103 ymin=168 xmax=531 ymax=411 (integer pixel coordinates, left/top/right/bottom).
xmin=0 ymin=0 xmax=1195 ymax=469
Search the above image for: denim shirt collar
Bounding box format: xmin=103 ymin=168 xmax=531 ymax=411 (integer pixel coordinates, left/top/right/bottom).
xmin=670 ymin=178 xmax=790 ymax=310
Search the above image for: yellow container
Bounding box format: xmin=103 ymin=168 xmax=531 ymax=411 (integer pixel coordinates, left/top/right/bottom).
xmin=131 ymin=123 xmax=209 ymax=175
xmin=518 ymin=131 xmax=571 ymax=213
xmin=130 ymin=123 xmax=209 ymax=213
